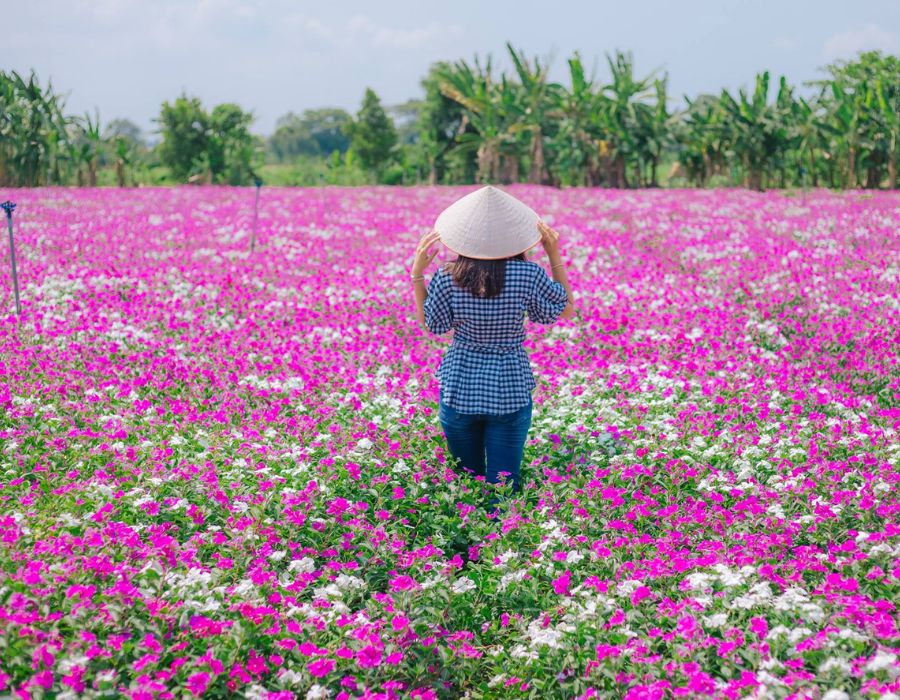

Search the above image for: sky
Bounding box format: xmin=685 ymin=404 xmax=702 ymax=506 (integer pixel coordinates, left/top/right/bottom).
xmin=4 ymin=0 xmax=900 ymax=140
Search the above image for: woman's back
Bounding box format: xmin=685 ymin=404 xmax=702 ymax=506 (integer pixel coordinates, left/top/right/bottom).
xmin=425 ymin=257 xmax=568 ymax=414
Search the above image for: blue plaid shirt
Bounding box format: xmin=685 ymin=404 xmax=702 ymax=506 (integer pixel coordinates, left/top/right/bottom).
xmin=424 ymin=258 xmax=569 ymax=414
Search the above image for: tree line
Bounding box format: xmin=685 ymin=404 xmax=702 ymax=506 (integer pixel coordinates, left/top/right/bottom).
xmin=1 ymin=47 xmax=897 ymax=189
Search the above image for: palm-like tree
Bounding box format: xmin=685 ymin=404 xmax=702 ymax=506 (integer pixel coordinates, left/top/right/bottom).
xmin=550 ymin=53 xmax=606 ymax=186
xmin=876 ymin=76 xmax=900 ymax=188
xmin=504 ymin=43 xmax=562 ymax=185
xmin=436 ymin=56 xmax=519 ymax=183
xmin=631 ymin=76 xmax=673 ymax=187
xmin=718 ymin=71 xmax=788 ymax=190
xmin=787 ymin=94 xmax=833 ymax=188
xmin=601 ymin=50 xmax=657 ymax=188
xmin=71 ymin=108 xmax=102 ymax=186
xmin=0 ymin=69 xmax=72 ymax=186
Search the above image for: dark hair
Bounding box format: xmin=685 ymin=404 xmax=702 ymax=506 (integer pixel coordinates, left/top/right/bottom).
xmin=446 ymin=252 xmax=526 ymax=299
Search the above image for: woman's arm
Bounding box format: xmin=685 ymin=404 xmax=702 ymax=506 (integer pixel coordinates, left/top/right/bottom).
xmin=538 ymin=220 xmax=576 ymax=321
xmin=413 ymin=276 xmax=428 ymax=329
xmin=548 ymin=251 xmax=576 ymax=320
xmin=411 ymin=229 xmax=442 ymax=330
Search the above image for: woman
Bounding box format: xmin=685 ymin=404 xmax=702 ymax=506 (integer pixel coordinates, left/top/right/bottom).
xmin=410 ymin=186 xmax=575 ymax=516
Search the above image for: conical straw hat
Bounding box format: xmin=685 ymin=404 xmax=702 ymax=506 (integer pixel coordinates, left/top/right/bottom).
xmin=435 ymin=185 xmax=542 ymax=260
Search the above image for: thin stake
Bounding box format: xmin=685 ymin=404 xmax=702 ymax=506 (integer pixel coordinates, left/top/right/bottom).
xmin=1 ymin=201 xmax=21 ymax=322
xmin=250 ymin=177 xmax=262 ymax=253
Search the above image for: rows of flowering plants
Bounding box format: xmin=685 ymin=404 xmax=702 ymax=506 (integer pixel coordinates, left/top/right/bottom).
xmin=0 ymin=185 xmax=898 ymax=699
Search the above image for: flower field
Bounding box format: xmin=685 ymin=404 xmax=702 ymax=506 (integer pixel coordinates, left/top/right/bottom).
xmin=1 ymin=185 xmax=899 ymax=699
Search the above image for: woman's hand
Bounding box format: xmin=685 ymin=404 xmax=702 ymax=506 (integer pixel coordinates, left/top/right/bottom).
xmin=537 ymin=220 xmax=561 ymax=258
xmin=412 ymin=229 xmax=442 ymax=275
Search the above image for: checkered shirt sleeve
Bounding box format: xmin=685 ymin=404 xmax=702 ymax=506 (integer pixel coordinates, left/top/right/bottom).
xmin=526 ymin=267 xmax=569 ymax=324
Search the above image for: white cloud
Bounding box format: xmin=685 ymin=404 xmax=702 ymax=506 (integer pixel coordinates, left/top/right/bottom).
xmin=297 ymin=13 xmax=462 ymax=50
xmin=823 ymin=23 xmax=900 ymax=60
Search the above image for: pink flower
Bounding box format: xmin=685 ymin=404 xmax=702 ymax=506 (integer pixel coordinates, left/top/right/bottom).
xmin=595 ymin=643 xmax=621 ymax=661
xmin=307 ymin=658 xmax=335 ymax=678
xmin=552 ymin=570 xmax=572 ymax=595
xmin=186 ymin=673 xmax=210 ymax=696
xmin=749 ymin=616 xmax=768 ymax=640
xmin=677 ymin=615 xmax=697 ymax=639
xmin=356 ymin=645 xmax=382 ymax=669
xmin=388 ymin=574 xmax=418 ymax=592
xmin=630 ymin=586 xmax=652 ymax=606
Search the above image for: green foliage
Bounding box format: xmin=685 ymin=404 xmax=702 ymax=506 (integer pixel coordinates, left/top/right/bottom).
xmin=156 ymin=93 xmax=209 ymax=182
xmin=0 ymin=69 xmax=72 ymax=186
xmin=208 ymin=103 xmax=257 ymax=185
xmin=345 ymin=87 xmax=398 ymax=180
xmin=415 ymin=61 xmax=473 ymax=184
xmin=5 ymin=47 xmax=900 ymax=189
xmin=156 ymin=93 xmax=260 ymax=185
xmin=268 ymin=108 xmax=352 ymax=163
xmin=257 ymin=152 xmax=369 ymax=186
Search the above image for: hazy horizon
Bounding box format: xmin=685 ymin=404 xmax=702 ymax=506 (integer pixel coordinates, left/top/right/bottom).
xmin=4 ymin=0 xmax=899 ymax=140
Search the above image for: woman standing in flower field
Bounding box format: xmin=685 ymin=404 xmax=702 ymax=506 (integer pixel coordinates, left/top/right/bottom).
xmin=411 ymin=185 xmax=575 ymax=514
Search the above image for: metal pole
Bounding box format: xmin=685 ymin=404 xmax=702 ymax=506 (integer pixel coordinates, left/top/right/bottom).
xmin=250 ymin=178 xmax=262 ymax=253
xmin=1 ymin=201 xmax=21 ymax=322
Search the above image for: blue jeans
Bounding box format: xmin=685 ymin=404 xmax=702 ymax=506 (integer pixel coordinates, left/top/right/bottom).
xmin=438 ymin=396 xmax=533 ymax=509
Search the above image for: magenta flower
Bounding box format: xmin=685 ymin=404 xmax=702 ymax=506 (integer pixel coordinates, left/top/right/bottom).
xmin=388 ymin=574 xmax=418 ymax=592
xmin=749 ymin=616 xmax=768 ymax=639
xmin=356 ymin=645 xmax=382 ymax=669
xmin=307 ymin=658 xmax=335 ymax=678
xmin=552 ymin=569 xmax=572 ymax=595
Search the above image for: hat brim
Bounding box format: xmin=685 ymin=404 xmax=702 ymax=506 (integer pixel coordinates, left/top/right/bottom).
xmin=433 ymin=185 xmax=543 ymax=260
xmin=439 ymin=235 xmax=542 ymax=260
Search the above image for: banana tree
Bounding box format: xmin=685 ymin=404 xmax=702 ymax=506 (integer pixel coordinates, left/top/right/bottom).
xmin=437 ymin=56 xmax=517 ymax=183
xmin=550 ymin=52 xmax=606 ymax=186
xmin=876 ymin=77 xmax=899 ymax=188
xmin=72 ymin=108 xmax=102 ymax=186
xmin=718 ymin=71 xmax=784 ymax=190
xmin=113 ymin=135 xmax=137 ymax=187
xmin=631 ymin=75 xmax=673 ymax=187
xmin=0 ymin=69 xmax=72 ymax=186
xmin=829 ymin=81 xmax=864 ymax=188
xmin=504 ymin=43 xmax=562 ymax=185
xmin=789 ymin=94 xmax=835 ymax=188
xmin=602 ymin=50 xmax=656 ymax=188
xmin=673 ymin=93 xmax=727 ymax=186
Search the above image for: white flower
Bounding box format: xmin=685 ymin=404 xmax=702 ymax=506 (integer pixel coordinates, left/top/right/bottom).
xmin=451 ymin=577 xmax=477 ymax=594
xmin=244 ymin=685 xmax=267 ymax=700
xmin=865 ymin=651 xmax=899 ymax=676
xmin=335 ymin=574 xmax=365 ymax=591
xmin=509 ymin=644 xmax=539 ymax=661
xmin=306 ymin=684 xmax=332 ymax=699
xmin=821 ymin=691 xmax=849 ymax=700
xmin=787 ymin=627 xmax=812 ymax=643
xmin=499 ymin=570 xmax=528 ymax=591
xmin=704 ymin=613 xmax=728 ymax=628
xmin=819 ymin=658 xmax=851 ymax=675
xmin=497 ymin=550 xmax=519 ymax=566
xmin=685 ymin=572 xmax=713 ymax=589
xmin=288 ymin=557 xmax=316 ymax=573
xmin=566 ymin=550 xmax=585 ymax=564
xmin=268 ymin=550 xmax=286 ymax=562
xmin=231 ymin=579 xmax=256 ymax=598
xmin=356 ymin=437 xmax=374 ymax=450
xmin=314 ymin=584 xmax=342 ymax=599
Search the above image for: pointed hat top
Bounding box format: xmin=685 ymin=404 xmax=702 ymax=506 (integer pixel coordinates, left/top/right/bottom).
xmin=434 ymin=185 xmax=541 ymax=260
